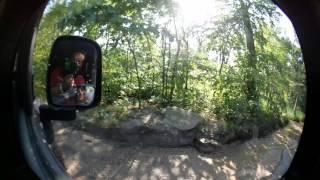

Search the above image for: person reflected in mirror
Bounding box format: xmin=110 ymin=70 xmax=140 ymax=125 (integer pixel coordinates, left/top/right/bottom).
xmin=76 ymin=86 xmax=87 ymax=105
xmin=65 ymin=51 xmax=87 ymax=83
xmin=51 ymin=73 xmax=78 ymax=105
xmin=75 ymin=85 xmax=95 ymax=105
xmin=85 ymin=86 xmax=95 ymax=104
xmin=50 ymin=51 xmax=87 ymax=105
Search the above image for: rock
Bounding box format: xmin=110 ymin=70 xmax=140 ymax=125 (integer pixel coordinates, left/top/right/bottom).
xmin=119 ymin=119 xmax=143 ymax=131
xmin=196 ymin=122 xmax=225 ymax=140
xmin=114 ymin=107 xmax=202 ymax=147
xmin=163 ymin=107 xmax=202 ymax=130
xmin=141 ymin=129 xmax=196 ymax=147
xmin=193 ymin=138 xmax=222 ymax=154
xmin=91 ymin=107 xmax=234 ymax=152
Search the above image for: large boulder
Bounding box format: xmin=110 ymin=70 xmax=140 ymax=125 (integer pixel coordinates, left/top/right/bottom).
xmin=116 ymin=107 xmax=201 ymax=147
xmin=119 ymin=107 xmax=202 ymax=132
xmin=58 ymin=107 xmax=230 ymax=153
xmin=119 ymin=107 xmax=165 ymax=131
xmin=163 ymin=106 xmax=202 ymax=130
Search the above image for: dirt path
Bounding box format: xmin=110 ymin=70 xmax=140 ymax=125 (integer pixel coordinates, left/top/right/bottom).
xmin=53 ymin=121 xmax=303 ymax=180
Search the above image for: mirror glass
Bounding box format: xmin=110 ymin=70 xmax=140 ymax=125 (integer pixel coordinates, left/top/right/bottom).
xmin=48 ymin=37 xmax=98 ymax=107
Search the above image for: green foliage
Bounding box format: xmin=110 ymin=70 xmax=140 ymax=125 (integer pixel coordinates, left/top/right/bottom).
xmin=33 ymin=0 xmax=306 ymax=134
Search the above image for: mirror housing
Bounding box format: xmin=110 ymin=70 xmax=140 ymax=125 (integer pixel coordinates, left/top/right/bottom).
xmin=46 ymin=35 xmax=101 ymax=110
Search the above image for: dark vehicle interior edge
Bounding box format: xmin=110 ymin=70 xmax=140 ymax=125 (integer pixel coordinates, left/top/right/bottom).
xmin=0 ymin=0 xmax=319 ymax=179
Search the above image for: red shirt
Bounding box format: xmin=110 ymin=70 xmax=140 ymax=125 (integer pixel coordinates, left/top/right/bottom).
xmin=50 ymin=67 xmax=64 ymax=87
xmin=74 ymin=74 xmax=85 ymax=86
xmin=51 ymin=67 xmax=85 ymax=87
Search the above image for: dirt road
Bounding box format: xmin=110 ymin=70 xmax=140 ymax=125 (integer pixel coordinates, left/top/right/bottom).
xmin=53 ymin=121 xmax=302 ymax=180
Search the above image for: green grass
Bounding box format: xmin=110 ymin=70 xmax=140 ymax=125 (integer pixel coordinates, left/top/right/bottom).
xmin=283 ymin=108 xmax=305 ymax=122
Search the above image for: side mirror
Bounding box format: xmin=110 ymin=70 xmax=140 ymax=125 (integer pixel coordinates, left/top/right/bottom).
xmin=46 ymin=35 xmax=101 ymax=109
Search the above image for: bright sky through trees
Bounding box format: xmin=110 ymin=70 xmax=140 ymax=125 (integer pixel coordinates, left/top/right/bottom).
xmin=174 ymin=0 xmax=297 ymax=43
xmin=174 ymin=0 xmax=220 ymax=26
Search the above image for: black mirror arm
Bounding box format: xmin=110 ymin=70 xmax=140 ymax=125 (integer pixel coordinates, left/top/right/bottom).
xmin=39 ymin=105 xmax=76 ymax=144
xmin=39 ymin=105 xmax=76 ymax=121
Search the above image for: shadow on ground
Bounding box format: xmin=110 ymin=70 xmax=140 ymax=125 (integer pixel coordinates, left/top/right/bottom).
xmin=52 ymin=121 xmax=302 ymax=180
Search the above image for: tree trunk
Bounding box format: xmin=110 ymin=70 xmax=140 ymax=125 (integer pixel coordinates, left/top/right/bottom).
xmin=166 ymin=42 xmax=171 ymax=97
xmin=218 ymin=45 xmax=225 ymax=75
xmin=182 ymin=31 xmax=189 ymax=106
xmin=126 ymin=49 xmax=130 ymax=81
xmin=169 ymin=18 xmax=181 ymax=105
xmin=161 ymin=32 xmax=167 ymax=101
xmin=240 ymin=0 xmax=258 ymax=113
xmin=127 ymin=39 xmax=142 ymax=109
xmin=146 ymin=37 xmax=155 ymax=95
xmin=218 ymin=44 xmax=231 ymax=76
xmin=293 ymin=95 xmax=298 ymax=117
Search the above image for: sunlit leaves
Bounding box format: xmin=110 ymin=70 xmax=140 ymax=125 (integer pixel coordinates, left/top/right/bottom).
xmin=33 ymin=0 xmax=305 ymax=125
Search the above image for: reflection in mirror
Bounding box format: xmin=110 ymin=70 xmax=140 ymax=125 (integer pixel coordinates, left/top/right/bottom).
xmin=48 ymin=38 xmax=97 ymax=106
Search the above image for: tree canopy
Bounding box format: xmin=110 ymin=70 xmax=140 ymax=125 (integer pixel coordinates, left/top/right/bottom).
xmin=33 ymin=0 xmax=305 ymax=132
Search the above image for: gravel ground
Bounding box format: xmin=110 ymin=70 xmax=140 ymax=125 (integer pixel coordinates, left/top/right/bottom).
xmin=52 ymin=121 xmax=303 ymax=180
